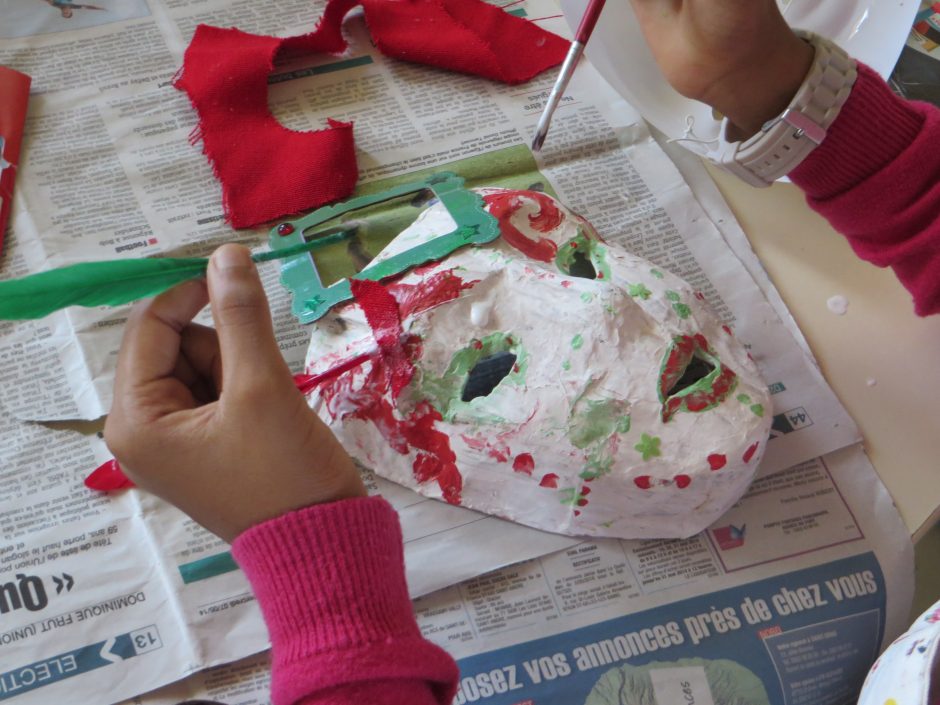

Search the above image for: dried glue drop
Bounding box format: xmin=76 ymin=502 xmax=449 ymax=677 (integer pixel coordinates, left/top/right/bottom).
xmin=827 ymin=295 xmax=849 ymax=315
xmin=277 ymin=223 xmax=295 ymax=236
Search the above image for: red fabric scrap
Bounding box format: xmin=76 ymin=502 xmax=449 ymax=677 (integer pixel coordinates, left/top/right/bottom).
xmin=175 ymin=0 xmax=568 ymax=228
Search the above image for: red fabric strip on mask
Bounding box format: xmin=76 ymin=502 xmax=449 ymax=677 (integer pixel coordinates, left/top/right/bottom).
xmin=176 ymin=0 xmax=568 ymax=228
xmin=350 ymin=278 xmax=415 ymax=399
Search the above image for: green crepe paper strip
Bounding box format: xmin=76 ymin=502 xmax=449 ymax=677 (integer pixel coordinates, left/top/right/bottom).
xmin=0 ymin=230 xmax=353 ymax=321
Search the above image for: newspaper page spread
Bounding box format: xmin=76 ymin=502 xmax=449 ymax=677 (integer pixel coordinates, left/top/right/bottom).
xmin=0 ymin=405 xmax=580 ymax=702
xmin=0 ymin=0 xmax=912 ymax=703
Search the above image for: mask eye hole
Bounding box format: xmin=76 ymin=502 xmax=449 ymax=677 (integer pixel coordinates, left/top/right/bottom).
xmin=557 ymin=230 xmax=609 ymax=280
xmin=666 ymin=353 xmax=716 ymax=397
xmin=658 ymin=334 xmax=739 ymax=422
xmin=567 ymin=250 xmax=597 ymax=280
xmin=462 ymin=351 xmax=517 ymax=402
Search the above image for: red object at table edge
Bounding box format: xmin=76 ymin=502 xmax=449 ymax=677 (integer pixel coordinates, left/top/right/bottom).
xmin=0 ymin=67 xmax=31 ymax=258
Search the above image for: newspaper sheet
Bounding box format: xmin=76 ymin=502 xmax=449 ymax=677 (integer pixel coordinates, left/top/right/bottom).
xmin=0 ymin=0 xmax=910 ymax=702
xmin=121 ymin=444 xmax=914 ymax=705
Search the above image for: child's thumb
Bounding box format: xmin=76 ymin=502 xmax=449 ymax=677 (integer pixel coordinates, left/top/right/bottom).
xmin=208 ymin=244 xmax=291 ymax=395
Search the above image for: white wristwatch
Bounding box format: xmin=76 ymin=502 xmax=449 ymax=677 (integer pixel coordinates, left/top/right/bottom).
xmin=709 ymin=31 xmax=858 ymax=187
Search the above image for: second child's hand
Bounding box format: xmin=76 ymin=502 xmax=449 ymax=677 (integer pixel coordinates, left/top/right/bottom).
xmin=627 ymin=0 xmax=814 ymax=140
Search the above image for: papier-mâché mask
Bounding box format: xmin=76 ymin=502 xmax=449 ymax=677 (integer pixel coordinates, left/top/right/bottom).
xmin=303 ymin=188 xmax=772 ymax=539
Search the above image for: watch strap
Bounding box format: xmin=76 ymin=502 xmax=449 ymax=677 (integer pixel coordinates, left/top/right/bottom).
xmin=710 ymin=31 xmax=858 ymax=187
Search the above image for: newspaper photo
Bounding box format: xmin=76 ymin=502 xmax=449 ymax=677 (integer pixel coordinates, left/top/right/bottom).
xmin=890 ymin=1 xmax=940 ymax=106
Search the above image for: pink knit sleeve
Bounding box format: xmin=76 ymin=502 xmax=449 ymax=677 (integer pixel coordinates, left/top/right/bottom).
xmin=231 ymin=496 xmax=459 ymax=705
xmin=789 ymin=63 xmax=940 ymax=316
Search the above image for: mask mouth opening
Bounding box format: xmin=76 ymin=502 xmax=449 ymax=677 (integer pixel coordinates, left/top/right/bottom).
xmin=567 ymin=250 xmax=597 ymax=280
xmin=462 ymin=351 xmax=518 ymax=401
xmin=555 ymin=230 xmax=610 ymax=281
xmin=666 ymin=353 xmax=716 ymax=397
xmin=659 ymin=334 xmax=739 ymax=422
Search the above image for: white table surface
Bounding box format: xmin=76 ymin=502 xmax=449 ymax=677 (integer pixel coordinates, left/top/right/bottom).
xmin=707 ymin=166 xmax=940 ymax=540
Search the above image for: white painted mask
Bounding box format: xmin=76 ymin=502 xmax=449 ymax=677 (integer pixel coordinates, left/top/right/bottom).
xmin=305 ymin=189 xmax=771 ymax=539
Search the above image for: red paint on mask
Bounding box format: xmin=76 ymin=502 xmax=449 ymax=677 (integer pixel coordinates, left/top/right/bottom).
xmin=512 ymin=453 xmax=535 ymax=475
xmin=294 ymin=353 xmax=371 ymax=394
xmin=707 ymin=453 xmax=727 ymax=471
xmin=315 ymin=281 xmax=464 ymax=504
xmin=674 ymin=474 xmax=692 ymax=489
xmin=322 ymin=369 xmax=463 ymax=504
xmin=660 ymin=333 xmax=738 ymax=422
xmin=634 ymin=476 xmax=652 ymax=490
xmin=743 ymin=442 xmax=759 ymax=463
xmin=403 ymin=402 xmax=463 ymax=505
xmin=461 ymin=434 xmax=510 ymax=462
xmin=388 ymin=268 xmax=478 ymax=319
xmin=350 ymin=278 xmax=418 ymax=399
xmin=483 ymin=191 xmax=561 ymax=263
xmin=539 ymin=473 xmax=559 ymax=488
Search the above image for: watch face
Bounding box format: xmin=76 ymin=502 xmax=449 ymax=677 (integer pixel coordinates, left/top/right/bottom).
xmin=560 ymin=0 xmax=921 ymax=157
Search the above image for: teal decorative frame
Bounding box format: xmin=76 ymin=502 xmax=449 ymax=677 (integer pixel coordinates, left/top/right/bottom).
xmin=268 ymin=172 xmax=500 ymax=323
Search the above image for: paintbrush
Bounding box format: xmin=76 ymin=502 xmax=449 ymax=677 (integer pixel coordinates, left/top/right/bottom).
xmin=531 ymin=0 xmax=606 ymax=152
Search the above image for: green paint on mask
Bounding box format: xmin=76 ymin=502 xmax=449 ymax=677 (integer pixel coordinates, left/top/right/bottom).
xmin=571 ymin=334 xmax=584 ymax=350
xmin=562 ymin=359 xmax=571 ymax=371
xmin=554 ymin=228 xmax=612 ymax=281
xmin=673 ymin=303 xmax=692 ymax=319
xmin=558 ymin=487 xmax=582 ymax=506
xmin=568 ymin=399 xmax=630 ymax=449
xmin=634 ymin=433 xmax=662 ymax=461
xmin=616 ymin=415 xmax=632 ymax=434
xmin=566 ymin=397 xmax=631 ymax=482
xmin=628 ymin=282 xmax=652 ymax=300
xmin=737 ymin=393 xmax=751 ymax=404
xmin=750 ymin=404 xmax=764 ymax=417
xmin=665 ymin=290 xmax=681 ymax=302
xmin=650 ymin=268 xmax=664 ymax=279
xmin=418 ymin=331 xmax=527 ymax=422
xmin=580 ymin=292 xmax=593 ymax=303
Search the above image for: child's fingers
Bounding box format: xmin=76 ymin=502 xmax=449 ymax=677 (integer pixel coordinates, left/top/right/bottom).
xmin=113 ymin=278 xmax=209 ymax=405
xmin=179 ymin=323 xmax=223 ymax=395
xmin=207 ymin=245 xmax=294 ymax=401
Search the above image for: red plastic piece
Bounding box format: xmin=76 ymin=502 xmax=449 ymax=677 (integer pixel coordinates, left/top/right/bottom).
xmin=84 ymin=459 xmax=135 ymax=491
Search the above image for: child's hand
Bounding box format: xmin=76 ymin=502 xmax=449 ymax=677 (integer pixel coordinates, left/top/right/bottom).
xmin=104 ymin=245 xmax=366 ymax=542
xmin=628 ymin=0 xmax=814 ymax=139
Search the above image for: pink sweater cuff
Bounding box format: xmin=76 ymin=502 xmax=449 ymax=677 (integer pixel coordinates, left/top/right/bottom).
xmin=232 ymin=496 xmax=458 ymax=705
xmin=790 ymin=63 xmax=940 ymax=316
xmin=791 ymin=63 xmax=925 ymax=198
